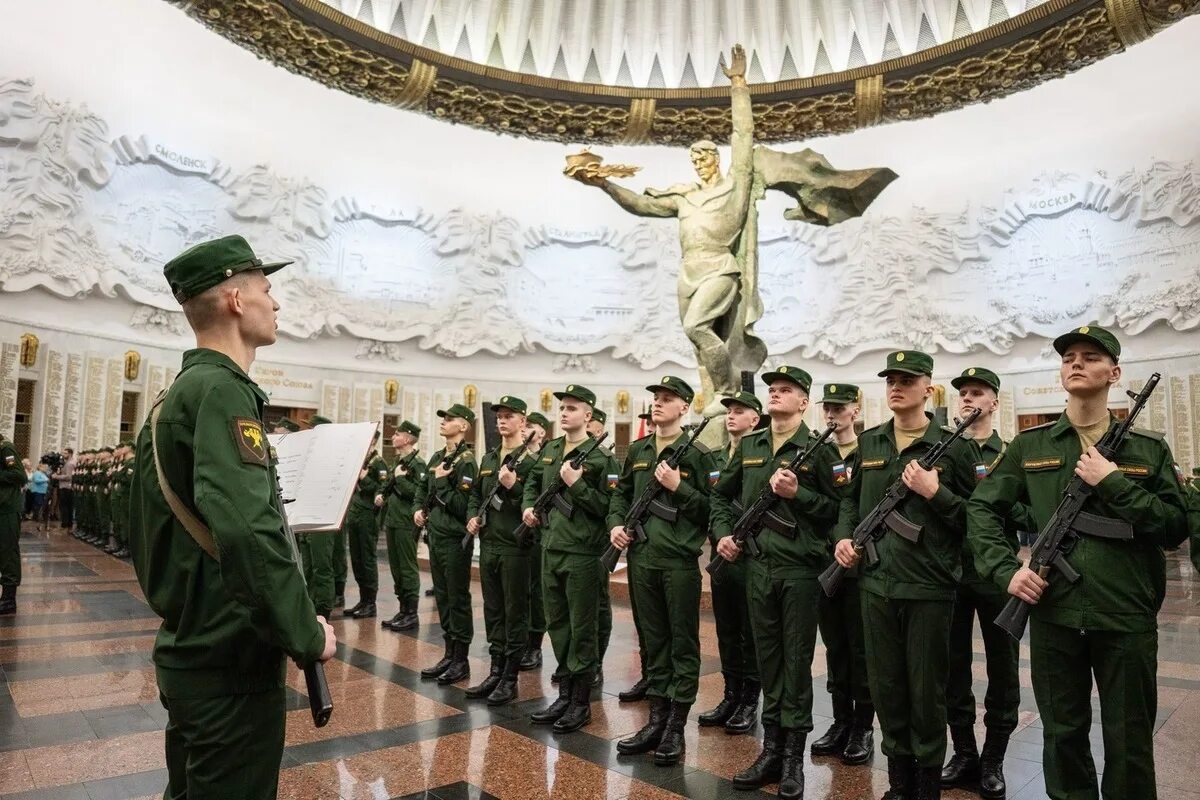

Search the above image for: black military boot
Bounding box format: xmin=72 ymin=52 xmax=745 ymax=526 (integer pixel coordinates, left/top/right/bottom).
xmin=914 ymin=765 xmax=942 ymax=800
xmin=394 ymin=598 xmax=419 ymax=630
xmin=343 ymin=600 xmax=365 ymax=618
xmin=519 ymin=631 xmax=543 ymax=670
xmin=732 ymin=723 xmax=783 ymax=789
xmin=381 ymin=611 xmax=404 ymax=630
xmin=697 ymin=673 xmax=739 ymax=726
xmin=0 ymin=585 xmax=15 ymax=616
xmin=531 ymin=676 xmax=571 ymax=724
xmin=724 ymin=678 xmax=760 ymax=735
xmin=420 ymin=636 xmax=454 ymax=679
xmin=334 ymin=592 xmax=346 ymax=607
xmin=882 ymin=756 xmax=915 ymax=800
xmin=465 ymin=656 xmax=504 ymax=699
xmin=103 ymin=537 xmax=119 ymax=554
xmin=487 ymin=655 xmax=521 ymax=706
xmin=811 ymin=694 xmax=853 ymax=755
xmin=617 ymin=695 xmax=669 ymax=755
xmin=653 ymin=701 xmax=690 ymax=766
xmin=841 ymin=701 xmax=875 ymax=765
xmin=113 ymin=546 xmax=130 ymax=559
xmin=437 ymin=640 xmax=471 ymax=685
xmin=618 ymin=673 xmax=649 ymax=702
xmin=940 ymin=725 xmax=980 ymax=789
xmin=978 ymin=729 xmax=1009 ymax=799
xmin=350 ymin=595 xmax=377 ymax=619
xmin=552 ymin=672 xmax=594 ymax=733
xmin=778 ymin=729 xmax=806 ymax=799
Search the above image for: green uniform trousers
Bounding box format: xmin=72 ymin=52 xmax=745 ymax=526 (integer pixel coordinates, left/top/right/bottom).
xmin=708 ymin=543 xmax=758 ymax=681
xmin=0 ymin=507 xmax=19 ymax=587
xmin=862 ymin=591 xmax=954 ymax=767
xmin=747 ymin=561 xmax=821 ymax=731
xmin=429 ymin=534 xmax=473 ymax=645
xmin=946 ymin=580 xmax=1020 ymax=733
xmin=630 ymin=560 xmax=701 ymax=703
xmin=480 ymin=547 xmax=531 ymax=658
xmin=543 ymin=549 xmax=600 ymax=677
xmin=598 ymin=572 xmax=612 ymax=664
xmin=333 ymin=526 xmax=347 ymax=597
xmin=161 ymin=687 xmax=286 ymax=800
xmin=1031 ymin=620 xmax=1158 ymax=800
xmin=98 ymin=493 xmax=111 ymax=540
xmin=528 ymin=540 xmax=545 ymax=635
xmin=111 ymin=500 xmax=125 ymax=546
xmin=817 ymin=577 xmax=870 ymax=709
xmin=384 ymin=523 xmax=420 ymax=604
xmin=346 ymin=504 xmax=379 ymax=602
xmin=299 ymin=533 xmax=336 ymax=618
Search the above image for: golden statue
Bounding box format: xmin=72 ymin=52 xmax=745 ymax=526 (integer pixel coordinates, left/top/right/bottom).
xmin=124 ymin=350 xmax=141 ymax=381
xmin=567 ymin=45 xmax=897 ymax=415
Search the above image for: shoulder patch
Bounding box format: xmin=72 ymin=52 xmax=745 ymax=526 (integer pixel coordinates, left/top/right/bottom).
xmin=692 ymin=440 xmax=711 ymax=454
xmin=1131 ymin=427 xmax=1165 ymax=441
xmin=232 ymin=417 xmax=269 ymax=466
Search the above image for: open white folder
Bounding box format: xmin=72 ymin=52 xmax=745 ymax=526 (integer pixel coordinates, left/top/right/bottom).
xmin=268 ymin=422 xmax=379 ymax=532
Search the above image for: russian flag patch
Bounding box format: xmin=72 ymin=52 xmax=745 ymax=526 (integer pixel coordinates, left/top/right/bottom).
xmin=607 ymin=473 xmax=619 ymax=490
xmin=975 ymin=463 xmax=988 ymax=481
xmin=708 ymin=469 xmax=720 ymax=487
xmin=459 ymin=475 xmax=474 ymax=492
xmin=832 ymin=462 xmax=848 ymax=485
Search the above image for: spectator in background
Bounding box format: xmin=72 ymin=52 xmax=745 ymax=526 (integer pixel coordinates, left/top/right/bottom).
xmin=28 ymin=464 xmax=49 ymax=526
xmin=54 ymin=449 xmax=75 ymax=531
xmin=21 ymin=459 xmax=33 ymax=519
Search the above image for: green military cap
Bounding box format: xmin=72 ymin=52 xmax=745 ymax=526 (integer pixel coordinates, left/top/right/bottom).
xmin=120 ymin=440 xmax=135 ymax=448
xmin=273 ymin=418 xmax=301 ymax=432
xmin=491 ymin=395 xmax=528 ymax=414
xmin=1053 ymin=323 xmax=1121 ymax=363
xmin=163 ymin=234 xmax=292 ymax=305
xmin=720 ymin=391 xmax=763 ymax=414
xmin=527 ymin=412 xmax=551 ymax=429
xmin=951 ymin=367 xmax=1001 ymax=392
xmin=310 ymin=415 xmax=333 ymax=426
xmin=101 ymin=446 xmax=114 ymax=453
xmin=762 ymin=365 xmax=813 ymax=393
xmin=553 ymin=384 xmax=597 ymax=406
xmin=438 ymin=403 xmax=477 ymax=424
xmin=397 ymin=420 xmax=421 ymax=437
xmin=591 ymin=407 xmax=608 ymax=424
xmin=818 ymin=383 xmax=860 ymax=405
xmin=878 ymin=350 xmax=934 ymax=377
xmin=646 ymin=375 xmax=695 ymax=404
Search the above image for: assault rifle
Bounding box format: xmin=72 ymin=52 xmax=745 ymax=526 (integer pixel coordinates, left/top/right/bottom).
xmin=462 ymin=431 xmax=537 ymax=550
xmin=600 ymin=418 xmax=710 ymax=572
xmin=416 ymin=441 xmax=468 ymax=534
xmin=818 ymin=408 xmax=981 ymax=597
xmin=514 ymin=432 xmax=608 ymax=549
xmin=994 ymin=374 xmax=1158 ymax=640
xmin=278 ymin=495 xmax=333 ymax=727
xmin=706 ymin=422 xmax=837 ymax=583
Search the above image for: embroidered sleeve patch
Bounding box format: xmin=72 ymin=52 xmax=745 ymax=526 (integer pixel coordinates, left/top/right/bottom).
xmin=708 ymin=469 xmax=721 ymax=486
xmin=1116 ymin=463 xmax=1150 ymax=478
xmin=1022 ymin=457 xmax=1063 ymax=471
xmin=975 ymin=463 xmax=988 ymax=481
xmin=479 ymin=469 xmax=495 ymax=477
xmin=1173 ymin=462 xmax=1186 ymax=485
xmin=3 ymin=454 xmax=13 ymax=467
xmin=377 ymin=469 xmax=388 ymax=480
xmin=743 ymin=457 xmax=767 ymax=467
xmin=459 ymin=475 xmax=474 ymax=492
xmin=832 ymin=462 xmax=848 ymax=485
xmin=632 ymin=461 xmax=651 ymax=470
xmin=232 ymin=418 xmax=268 ymax=466
xmin=607 ymin=473 xmax=619 ymax=490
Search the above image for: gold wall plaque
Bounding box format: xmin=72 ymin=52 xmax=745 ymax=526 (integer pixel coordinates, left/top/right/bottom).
xmin=616 ymin=390 xmax=630 ymax=414
xmin=540 ymin=389 xmax=553 ymax=412
xmin=18 ymin=333 xmax=38 ymax=368
xmin=384 ymin=379 xmax=399 ymax=406
xmin=463 ymin=384 xmax=478 ymax=408
xmin=124 ymin=350 xmax=141 ymax=382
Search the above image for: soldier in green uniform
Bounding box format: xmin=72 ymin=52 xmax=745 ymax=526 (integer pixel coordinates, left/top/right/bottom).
xmin=967 ymin=326 xmax=1188 ymax=800
xmin=299 ymin=415 xmax=338 ymax=620
xmin=0 ymin=432 xmax=24 ymax=615
xmin=97 ymin=446 xmax=114 ymax=550
xmin=812 ymin=383 xmax=876 ymax=765
xmin=833 ymin=350 xmax=984 ymax=799
xmin=73 ymin=451 xmax=89 ymax=541
xmin=586 ymin=407 xmax=607 ymax=440
xmin=609 ymin=376 xmax=714 ymax=765
xmin=616 ymin=411 xmax=653 ymax=706
xmin=590 ymin=406 xmax=614 ymax=690
xmin=344 ymin=431 xmax=386 ymax=619
xmin=519 ymin=410 xmax=551 ymax=670
xmin=107 ymin=443 xmax=135 ymax=559
xmin=464 ymin=395 xmax=537 ymax=705
xmin=379 ymin=420 xmax=426 ymax=631
xmin=414 ymin=404 xmax=478 ymax=685
xmin=941 ymin=367 xmax=1025 ymax=797
xmin=525 ymin=385 xmax=616 ymax=733
xmin=713 ymin=366 xmax=844 ymax=798
xmin=307 ymin=414 xmax=349 ymax=607
xmin=698 ymin=390 xmax=762 ymax=735
xmin=79 ymin=451 xmax=97 ymax=543
xmin=128 ymin=235 xmax=335 ymax=798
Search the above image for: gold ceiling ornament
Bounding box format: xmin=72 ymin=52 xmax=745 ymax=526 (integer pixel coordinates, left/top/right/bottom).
xmin=384 ymin=378 xmax=399 ymax=406
xmin=170 ymin=0 xmax=1200 ymax=145
xmin=615 ymin=390 xmax=630 ymax=415
xmin=18 ymin=333 xmax=38 ymax=368
xmin=124 ymin=350 xmax=141 ymax=382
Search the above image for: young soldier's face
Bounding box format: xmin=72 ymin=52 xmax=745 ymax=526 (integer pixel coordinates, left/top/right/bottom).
xmin=392 ymin=431 xmax=415 ymax=450
xmin=957 ymin=384 xmax=998 ymax=418
xmin=1060 ymin=343 xmax=1120 ymax=396
xmin=525 ymin=422 xmax=546 ymax=446
xmin=823 ymin=402 xmax=858 ymax=433
xmin=439 ymin=417 xmax=467 ymax=439
xmin=235 ymin=271 xmax=280 ymax=347
xmin=767 ymin=380 xmax=808 ymax=417
xmin=586 ymin=419 xmax=605 ymax=438
xmin=651 ymin=390 xmax=688 ymax=426
xmin=885 ymin=373 xmax=932 ymax=413
xmin=725 ymin=404 xmax=759 ymax=435
xmin=559 ymin=400 xmax=590 ymax=433
xmin=496 ymin=410 xmax=525 ymax=438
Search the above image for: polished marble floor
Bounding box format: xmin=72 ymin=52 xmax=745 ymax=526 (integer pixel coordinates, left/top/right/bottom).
xmin=1 ymin=522 xmax=1198 ymax=799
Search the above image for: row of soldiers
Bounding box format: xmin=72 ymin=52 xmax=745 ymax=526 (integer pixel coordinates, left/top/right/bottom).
xmin=276 ymin=322 xmax=1192 ymax=800
xmin=69 ymin=444 xmax=137 ymax=558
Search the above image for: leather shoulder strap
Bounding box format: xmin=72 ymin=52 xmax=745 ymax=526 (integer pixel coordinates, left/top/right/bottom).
xmin=150 ymin=388 xmax=219 ymax=562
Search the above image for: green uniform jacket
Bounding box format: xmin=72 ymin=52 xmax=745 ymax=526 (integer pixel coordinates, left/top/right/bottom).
xmin=960 ymin=431 xmax=1034 ymax=585
xmin=381 ymin=451 xmax=426 ymax=528
xmin=711 ymin=423 xmax=845 ymax=578
xmin=967 ymin=414 xmax=1188 ymax=632
xmin=833 ymin=414 xmax=983 ymax=601
xmin=468 ymin=445 xmax=538 ymax=552
xmin=353 ymin=456 xmax=388 ymax=511
xmin=413 ymin=445 xmax=477 ymax=539
xmin=522 ymin=435 xmax=616 ymax=556
xmin=606 ymin=432 xmax=715 ymax=566
xmin=0 ymin=438 xmax=24 ymax=510
xmin=1189 ymin=486 xmax=1200 ymax=574
xmin=128 ymin=349 xmax=325 ymax=697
